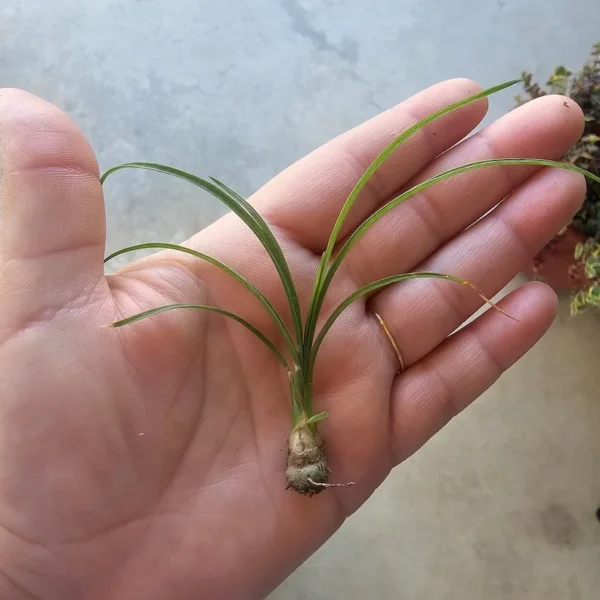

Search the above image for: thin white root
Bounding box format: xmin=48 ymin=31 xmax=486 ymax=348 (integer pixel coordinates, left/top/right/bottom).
xmin=308 ymin=478 xmax=356 ymax=489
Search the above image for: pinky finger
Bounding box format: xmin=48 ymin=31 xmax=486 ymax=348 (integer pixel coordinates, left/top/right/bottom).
xmin=390 ymin=281 xmax=557 ymax=464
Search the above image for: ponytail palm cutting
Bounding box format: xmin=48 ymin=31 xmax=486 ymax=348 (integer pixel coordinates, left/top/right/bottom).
xmin=102 ymin=80 xmax=600 ymax=496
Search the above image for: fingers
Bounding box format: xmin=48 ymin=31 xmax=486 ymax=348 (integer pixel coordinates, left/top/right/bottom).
xmin=344 ymin=94 xmax=584 ymax=285
xmin=252 ymin=79 xmax=488 ymax=252
xmin=390 ymin=282 xmax=557 ymax=463
xmin=0 ymin=89 xmax=107 ymax=330
xmin=370 ymin=165 xmax=585 ymax=370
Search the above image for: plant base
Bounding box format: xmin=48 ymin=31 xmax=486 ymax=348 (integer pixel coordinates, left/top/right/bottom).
xmin=285 ymin=422 xmax=329 ymax=496
xmin=285 ymin=418 xmax=357 ymax=495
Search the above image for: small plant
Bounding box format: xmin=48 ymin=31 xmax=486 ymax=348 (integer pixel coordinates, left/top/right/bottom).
xmin=570 ymin=238 xmax=600 ymax=314
xmin=517 ymin=42 xmax=600 ymax=314
xmin=102 ymin=80 xmax=600 ymax=496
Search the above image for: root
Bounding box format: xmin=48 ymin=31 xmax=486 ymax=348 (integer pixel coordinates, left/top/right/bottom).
xmin=307 ymin=478 xmax=356 ymax=489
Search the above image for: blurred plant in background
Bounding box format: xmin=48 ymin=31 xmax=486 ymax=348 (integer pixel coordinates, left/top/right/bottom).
xmin=570 ymin=238 xmax=600 ymax=314
xmin=516 ymin=43 xmax=600 ymax=314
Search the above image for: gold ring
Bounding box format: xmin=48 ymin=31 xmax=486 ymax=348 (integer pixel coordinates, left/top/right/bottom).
xmin=373 ymin=311 xmax=405 ymax=373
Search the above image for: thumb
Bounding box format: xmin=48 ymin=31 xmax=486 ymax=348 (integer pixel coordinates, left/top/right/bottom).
xmin=0 ymin=89 xmax=107 ymax=327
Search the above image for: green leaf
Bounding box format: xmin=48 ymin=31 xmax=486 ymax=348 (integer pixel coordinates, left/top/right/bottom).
xmin=109 ymin=303 xmax=290 ymax=371
xmin=305 ymin=411 xmax=329 ymax=426
xmin=574 ymin=243 xmax=585 ymax=260
xmin=104 ymin=242 xmax=299 ymax=363
xmin=101 ymin=163 xmax=303 ymax=349
xmin=550 ymin=66 xmax=571 ymax=79
xmin=318 ymin=158 xmax=600 ymax=312
xmin=208 ymin=175 xmax=303 ymax=342
xmin=585 ymin=258 xmax=600 ymax=279
xmin=570 ymin=292 xmax=587 ymax=316
xmin=303 ymin=79 xmax=521 ymax=363
xmin=582 ymin=134 xmax=600 ymax=144
xmin=308 ymin=272 xmax=513 ymax=383
xmin=586 ymin=284 xmax=600 ymax=305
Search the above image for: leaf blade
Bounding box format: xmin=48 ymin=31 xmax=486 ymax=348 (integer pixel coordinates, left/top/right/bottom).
xmin=305 ymin=411 xmax=329 ymax=426
xmin=104 ymin=242 xmax=299 ymax=363
xmin=320 ymin=158 xmax=600 ymax=314
xmin=208 ymin=175 xmax=303 ymax=339
xmin=321 ymin=80 xmax=520 ymax=264
xmin=109 ymin=303 xmax=290 ymax=371
xmin=309 ymin=272 xmax=513 ymax=379
xmin=303 ymin=79 xmax=521 ymax=364
xmin=101 ymin=163 xmax=303 ymax=349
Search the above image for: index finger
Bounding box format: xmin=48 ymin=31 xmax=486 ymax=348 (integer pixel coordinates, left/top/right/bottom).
xmin=252 ymin=78 xmax=489 ymax=252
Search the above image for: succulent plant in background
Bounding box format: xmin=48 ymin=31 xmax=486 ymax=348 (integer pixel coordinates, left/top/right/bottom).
xmin=102 ymin=80 xmax=600 ymax=496
xmin=516 ymin=42 xmax=600 ymax=315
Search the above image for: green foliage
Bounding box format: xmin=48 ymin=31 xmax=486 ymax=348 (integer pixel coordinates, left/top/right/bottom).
xmin=518 ymin=43 xmax=600 ymax=314
xmin=109 ymin=303 xmax=290 ymax=370
xmin=101 ymin=164 xmax=303 ymax=347
xmin=105 ymin=242 xmax=299 ymax=362
xmin=102 ymin=80 xmax=600 ymax=434
xmin=517 ymin=43 xmax=600 ymax=239
xmin=302 ymin=80 xmax=520 ymax=375
xmin=570 ymin=239 xmax=600 ymax=315
xmin=305 ymin=412 xmax=329 ymax=426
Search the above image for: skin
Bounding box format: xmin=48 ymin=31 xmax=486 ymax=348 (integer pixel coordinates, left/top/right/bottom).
xmin=0 ymin=80 xmax=586 ymax=599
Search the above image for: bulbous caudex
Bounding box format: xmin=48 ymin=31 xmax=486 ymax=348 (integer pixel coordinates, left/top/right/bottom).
xmin=285 ymin=414 xmax=355 ymax=496
xmin=285 ymin=418 xmax=329 ymax=496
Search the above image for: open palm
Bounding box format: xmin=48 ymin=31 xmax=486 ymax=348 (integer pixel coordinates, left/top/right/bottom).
xmin=0 ymin=80 xmax=585 ymax=600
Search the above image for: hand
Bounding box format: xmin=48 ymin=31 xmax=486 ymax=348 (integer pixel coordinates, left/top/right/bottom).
xmin=0 ymin=81 xmax=584 ymax=599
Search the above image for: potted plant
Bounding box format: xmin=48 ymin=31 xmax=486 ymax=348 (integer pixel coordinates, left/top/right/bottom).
xmin=516 ymin=43 xmax=600 ymax=315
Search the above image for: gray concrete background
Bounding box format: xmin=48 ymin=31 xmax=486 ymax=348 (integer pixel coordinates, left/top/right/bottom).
xmin=2 ymin=1 xmax=600 ymax=598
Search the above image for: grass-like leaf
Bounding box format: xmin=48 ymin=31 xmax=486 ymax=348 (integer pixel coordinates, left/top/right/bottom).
xmin=305 ymin=411 xmax=329 ymax=426
xmin=109 ymin=303 xmax=290 ymax=371
xmin=302 ymin=79 xmax=521 ymax=362
xmin=307 ymin=272 xmax=510 ymax=394
xmin=207 ymin=174 xmax=303 ymax=342
xmin=317 ymin=158 xmax=600 ymax=316
xmin=101 ymin=163 xmax=303 ymax=350
xmin=104 ymin=242 xmax=299 ymax=363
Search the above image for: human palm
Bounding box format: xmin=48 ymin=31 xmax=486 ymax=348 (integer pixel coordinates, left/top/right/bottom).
xmin=0 ymin=81 xmax=585 ymax=599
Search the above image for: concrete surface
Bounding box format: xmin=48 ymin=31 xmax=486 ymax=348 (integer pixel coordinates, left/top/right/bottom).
xmin=2 ymin=1 xmax=600 ymax=598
